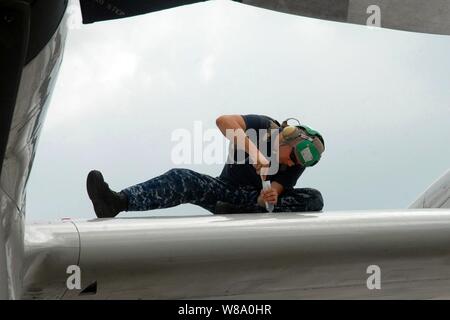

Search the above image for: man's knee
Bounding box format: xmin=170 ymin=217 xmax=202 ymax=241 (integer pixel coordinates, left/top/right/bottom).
xmin=285 ymin=187 xmax=324 ymax=212
xmin=308 ymin=188 xmax=324 ymax=211
xmin=163 ymin=168 xmax=198 ymax=189
xmin=165 ymin=168 xmax=201 ymax=181
xmin=165 ymin=168 xmax=214 ymax=192
xmin=165 ymin=168 xmax=191 ymax=176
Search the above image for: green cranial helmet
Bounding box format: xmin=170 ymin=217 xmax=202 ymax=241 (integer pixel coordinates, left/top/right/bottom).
xmin=280 ymin=118 xmax=325 ymax=167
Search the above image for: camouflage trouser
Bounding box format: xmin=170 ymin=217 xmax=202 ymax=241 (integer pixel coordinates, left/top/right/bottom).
xmin=121 ymin=168 xmax=324 ymax=214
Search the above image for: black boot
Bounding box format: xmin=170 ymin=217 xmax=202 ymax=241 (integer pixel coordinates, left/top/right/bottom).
xmin=86 ymin=170 xmax=128 ymax=218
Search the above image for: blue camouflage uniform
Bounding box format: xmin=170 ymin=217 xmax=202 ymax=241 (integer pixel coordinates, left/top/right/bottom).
xmin=121 ymin=115 xmax=324 ymax=214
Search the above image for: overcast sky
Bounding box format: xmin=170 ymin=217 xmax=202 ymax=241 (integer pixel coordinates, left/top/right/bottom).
xmin=27 ymin=0 xmax=450 ymax=222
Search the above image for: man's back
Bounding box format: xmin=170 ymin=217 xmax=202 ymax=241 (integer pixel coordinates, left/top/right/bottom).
xmin=219 ymin=114 xmax=304 ymax=190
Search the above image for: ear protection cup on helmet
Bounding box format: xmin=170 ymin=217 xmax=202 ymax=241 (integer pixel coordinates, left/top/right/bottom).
xmin=279 ymin=118 xmax=325 ymax=167
xmin=295 ymin=139 xmax=321 ymax=167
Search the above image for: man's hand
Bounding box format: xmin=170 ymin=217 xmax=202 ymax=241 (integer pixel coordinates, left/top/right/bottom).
xmin=257 ymin=186 xmax=278 ymax=207
xmin=257 ymin=181 xmax=284 ymax=208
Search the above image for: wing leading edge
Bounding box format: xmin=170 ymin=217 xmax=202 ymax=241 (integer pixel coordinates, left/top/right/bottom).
xmin=24 ymin=209 xmax=450 ymax=299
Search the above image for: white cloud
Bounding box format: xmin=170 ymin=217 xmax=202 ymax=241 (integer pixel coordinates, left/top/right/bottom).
xmin=28 ymin=1 xmax=450 ymax=221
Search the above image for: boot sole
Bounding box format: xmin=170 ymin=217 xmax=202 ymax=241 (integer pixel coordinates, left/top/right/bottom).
xmin=87 ymin=170 xmax=104 ymax=201
xmin=87 ymin=170 xmax=114 ymax=218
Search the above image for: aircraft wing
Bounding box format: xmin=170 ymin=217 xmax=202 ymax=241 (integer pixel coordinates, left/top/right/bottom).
xmin=235 ymin=0 xmax=450 ymax=35
xmin=79 ymin=0 xmax=450 ymax=36
xmin=23 ymin=208 xmax=450 ymax=299
xmin=409 ymin=170 xmax=450 ymax=209
xmin=79 ymin=0 xmax=207 ymax=24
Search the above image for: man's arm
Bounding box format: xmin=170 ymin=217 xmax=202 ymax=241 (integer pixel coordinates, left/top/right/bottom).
xmin=216 ymin=115 xmax=269 ymax=172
